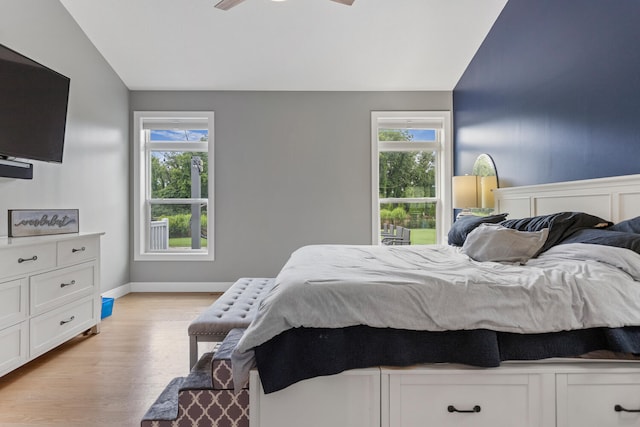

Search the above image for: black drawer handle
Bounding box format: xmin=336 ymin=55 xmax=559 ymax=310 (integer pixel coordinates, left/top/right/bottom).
xmin=72 ymin=247 xmax=86 ymax=253
xmin=448 ymin=405 xmax=481 ymax=414
xmin=60 ymin=316 xmax=75 ymax=325
xmin=615 ymin=404 xmax=640 ymax=413
xmin=60 ymin=280 xmax=76 ymax=288
xmin=18 ymin=255 xmax=38 ymax=263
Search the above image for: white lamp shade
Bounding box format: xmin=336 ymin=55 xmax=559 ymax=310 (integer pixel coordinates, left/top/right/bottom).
xmin=481 ymin=175 xmax=498 ymax=208
xmin=452 ymin=175 xmax=478 ymax=209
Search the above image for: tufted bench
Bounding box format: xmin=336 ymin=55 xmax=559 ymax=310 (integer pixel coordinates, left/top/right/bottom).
xmin=187 ymin=277 xmax=275 ymax=368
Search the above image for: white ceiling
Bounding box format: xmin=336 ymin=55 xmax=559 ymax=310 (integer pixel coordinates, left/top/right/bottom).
xmin=60 ymin=0 xmax=507 ymax=91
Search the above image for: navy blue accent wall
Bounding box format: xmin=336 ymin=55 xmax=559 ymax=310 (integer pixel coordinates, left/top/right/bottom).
xmin=453 ymin=0 xmax=640 ymax=187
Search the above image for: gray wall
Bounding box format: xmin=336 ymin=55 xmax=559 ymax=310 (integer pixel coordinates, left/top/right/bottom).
xmin=0 ymin=0 xmax=130 ymax=292
xmin=130 ymin=91 xmax=452 ymax=282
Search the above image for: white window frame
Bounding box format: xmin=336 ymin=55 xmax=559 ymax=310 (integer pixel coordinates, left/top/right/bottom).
xmin=371 ymin=111 xmax=452 ymax=245
xmin=133 ymin=111 xmax=215 ymax=261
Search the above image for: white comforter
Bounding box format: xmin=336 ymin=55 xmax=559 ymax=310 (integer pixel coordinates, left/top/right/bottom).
xmin=236 ymin=243 xmax=640 ymax=350
xmin=232 ymin=243 xmax=640 ymax=385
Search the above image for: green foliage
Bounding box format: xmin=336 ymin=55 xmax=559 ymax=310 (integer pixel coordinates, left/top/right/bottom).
xmin=380 ymin=202 xmax=436 ymax=229
xmin=150 ymin=151 xmax=209 ymax=219
xmin=380 ymin=209 xmax=392 ymax=221
xmin=151 ymin=152 xmax=209 ymax=199
xmin=168 ymin=214 xmax=191 ymax=238
xmin=390 ymin=207 xmax=407 ymax=224
xmin=164 ymin=214 xmax=207 ymax=238
xmin=148 ymin=137 xmax=210 ymax=244
xmin=378 ymin=130 xmax=435 ymax=200
xmin=378 ymin=129 xmax=412 ymax=142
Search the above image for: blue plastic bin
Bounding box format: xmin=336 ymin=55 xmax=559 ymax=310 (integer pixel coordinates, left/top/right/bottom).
xmin=101 ymin=297 xmax=114 ymax=319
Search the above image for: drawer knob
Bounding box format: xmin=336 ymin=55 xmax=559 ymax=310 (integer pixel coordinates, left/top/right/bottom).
xmin=447 ymin=405 xmax=481 ymax=414
xmin=72 ymin=246 xmax=86 ymax=253
xmin=18 ymin=255 xmax=38 ymax=263
xmin=60 ymin=280 xmax=76 ymax=288
xmin=615 ymin=404 xmax=640 ymax=413
xmin=60 ymin=316 xmax=75 ymax=325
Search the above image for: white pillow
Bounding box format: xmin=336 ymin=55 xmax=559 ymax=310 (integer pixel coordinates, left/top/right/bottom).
xmin=462 ymin=223 xmax=549 ymax=264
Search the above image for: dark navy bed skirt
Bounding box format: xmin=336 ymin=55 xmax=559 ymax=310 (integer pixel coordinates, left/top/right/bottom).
xmin=254 ymin=325 xmax=640 ymax=393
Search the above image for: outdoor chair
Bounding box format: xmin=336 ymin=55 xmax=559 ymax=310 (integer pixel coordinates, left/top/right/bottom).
xmin=381 ymin=223 xmax=395 ymax=238
xmin=382 ymin=226 xmax=411 ymax=245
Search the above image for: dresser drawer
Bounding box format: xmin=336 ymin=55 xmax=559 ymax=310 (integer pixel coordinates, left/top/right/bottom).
xmin=557 ymin=373 xmax=640 ymax=427
xmin=0 ymin=243 xmax=57 ymax=278
xmin=389 ymin=373 xmax=541 ymax=427
xmin=57 ymin=236 xmax=99 ymax=266
xmin=0 ymin=278 xmax=28 ymax=329
xmin=30 ymin=296 xmax=96 ymax=358
xmin=0 ymin=322 xmax=28 ymax=377
xmin=30 ymin=262 xmax=96 ymax=315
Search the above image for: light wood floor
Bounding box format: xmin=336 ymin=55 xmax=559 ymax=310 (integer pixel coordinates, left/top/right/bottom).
xmin=0 ymin=292 xmax=219 ymax=427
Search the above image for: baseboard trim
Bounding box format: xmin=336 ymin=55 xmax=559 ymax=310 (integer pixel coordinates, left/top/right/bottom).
xmin=102 ymin=282 xmax=233 ymax=299
xmin=130 ymin=281 xmax=232 ymax=293
xmin=101 ymin=283 xmax=132 ymax=300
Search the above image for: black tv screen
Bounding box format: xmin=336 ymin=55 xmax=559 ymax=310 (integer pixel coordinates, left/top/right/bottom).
xmin=0 ymin=43 xmax=70 ymax=163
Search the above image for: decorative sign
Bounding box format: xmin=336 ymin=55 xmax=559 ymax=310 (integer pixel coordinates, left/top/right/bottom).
xmin=8 ymin=209 xmax=79 ymax=237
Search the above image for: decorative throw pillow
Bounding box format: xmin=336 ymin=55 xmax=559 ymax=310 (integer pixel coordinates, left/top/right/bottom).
xmin=608 ymin=216 xmax=640 ymax=234
xmin=447 ymin=213 xmax=509 ymax=246
xmin=462 ymin=223 xmax=549 ymax=264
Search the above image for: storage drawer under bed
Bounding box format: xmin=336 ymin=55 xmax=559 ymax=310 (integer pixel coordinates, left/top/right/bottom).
xmin=387 ymin=371 xmax=544 ymax=427
xmin=557 ymin=372 xmax=640 ymax=427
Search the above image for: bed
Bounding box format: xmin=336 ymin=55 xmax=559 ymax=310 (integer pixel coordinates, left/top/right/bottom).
xmin=240 ymin=174 xmax=640 ymax=427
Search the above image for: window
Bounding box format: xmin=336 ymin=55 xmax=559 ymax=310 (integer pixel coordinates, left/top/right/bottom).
xmin=134 ymin=111 xmax=214 ymax=261
xmin=371 ymin=111 xmax=452 ymax=245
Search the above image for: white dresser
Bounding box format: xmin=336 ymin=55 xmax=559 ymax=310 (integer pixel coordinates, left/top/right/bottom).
xmin=0 ymin=232 xmax=103 ymax=377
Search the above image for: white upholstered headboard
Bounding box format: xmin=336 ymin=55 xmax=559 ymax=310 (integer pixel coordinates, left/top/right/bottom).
xmin=493 ymin=174 xmax=640 ymax=222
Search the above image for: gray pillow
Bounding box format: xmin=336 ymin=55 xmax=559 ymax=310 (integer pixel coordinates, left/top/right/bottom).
xmin=462 ymin=223 xmax=549 ymax=264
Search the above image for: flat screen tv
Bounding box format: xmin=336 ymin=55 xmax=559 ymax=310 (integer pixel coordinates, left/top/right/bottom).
xmin=0 ymin=43 xmax=70 ymax=164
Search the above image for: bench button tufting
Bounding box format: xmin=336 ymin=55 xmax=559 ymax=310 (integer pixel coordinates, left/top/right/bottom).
xmin=188 ymin=278 xmax=277 ymax=368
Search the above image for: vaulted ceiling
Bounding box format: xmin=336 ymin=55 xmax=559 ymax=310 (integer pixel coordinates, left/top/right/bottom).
xmin=60 ymin=0 xmax=507 ymax=91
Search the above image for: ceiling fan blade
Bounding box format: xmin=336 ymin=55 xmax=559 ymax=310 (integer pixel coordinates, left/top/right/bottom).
xmin=330 ymin=0 xmax=355 ymax=5
xmin=215 ymin=0 xmax=247 ymax=10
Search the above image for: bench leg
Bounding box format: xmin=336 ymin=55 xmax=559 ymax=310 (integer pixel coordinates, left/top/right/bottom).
xmin=189 ymin=336 xmax=198 ymax=370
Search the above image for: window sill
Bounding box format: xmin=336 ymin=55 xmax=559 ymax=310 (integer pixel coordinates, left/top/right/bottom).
xmin=134 ymin=252 xmax=214 ymax=262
